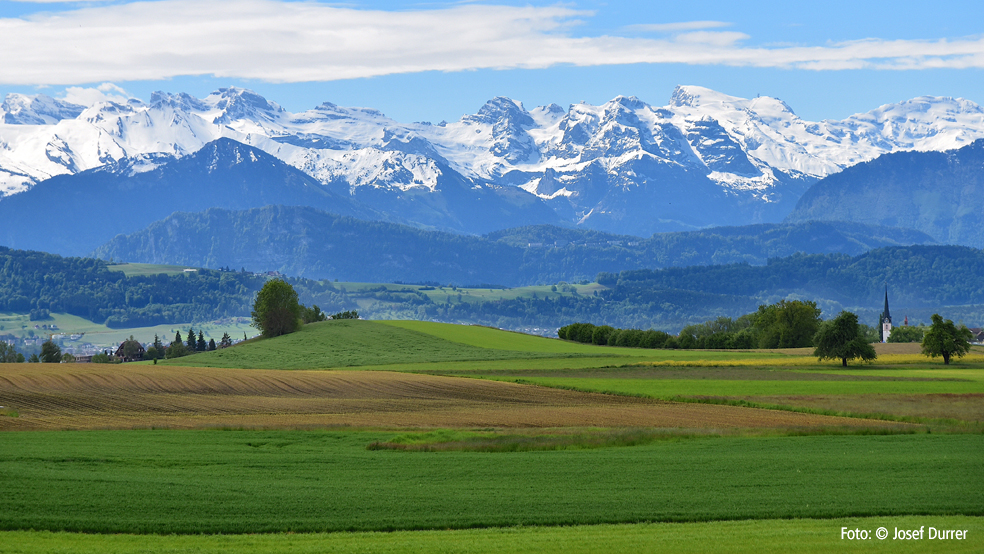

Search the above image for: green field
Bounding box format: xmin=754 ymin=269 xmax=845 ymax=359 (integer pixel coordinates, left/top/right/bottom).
xmin=159 ymin=319 xmax=596 ymax=369
xmin=4 ymin=516 xmax=981 ymax=554
xmin=0 ymin=430 xmax=980 ymax=535
xmin=335 ymin=281 xmax=605 ymax=305
xmin=160 ymin=319 xmax=788 ymax=370
xmin=505 ymin=373 xmax=984 ymax=398
xmin=105 ymin=262 xmax=199 ymax=276
xmin=4 ymin=318 xmax=984 ymax=551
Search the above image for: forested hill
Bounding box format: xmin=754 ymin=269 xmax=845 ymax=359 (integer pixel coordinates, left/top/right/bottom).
xmin=785 ymin=139 xmax=984 ymax=247
xmin=3 ymin=243 xmax=984 ymax=333
xmin=599 ymin=245 xmax=984 ymax=310
xmin=92 ymin=205 xmax=934 ymax=286
xmin=0 ymin=247 xmax=343 ymax=328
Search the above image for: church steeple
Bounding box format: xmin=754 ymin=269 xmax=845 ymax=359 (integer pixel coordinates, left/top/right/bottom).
xmin=879 ymin=286 xmax=893 ymax=342
xmin=882 ymin=286 xmax=891 ymax=322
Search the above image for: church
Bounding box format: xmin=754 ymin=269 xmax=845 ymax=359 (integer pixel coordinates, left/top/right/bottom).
xmin=879 ymin=287 xmax=892 ymax=343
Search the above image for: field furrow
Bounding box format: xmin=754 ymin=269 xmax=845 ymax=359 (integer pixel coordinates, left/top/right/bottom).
xmin=0 ymin=364 xmax=899 ymax=431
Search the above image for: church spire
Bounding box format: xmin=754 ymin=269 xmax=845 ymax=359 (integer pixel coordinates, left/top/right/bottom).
xmin=880 ymin=286 xmax=893 ymax=343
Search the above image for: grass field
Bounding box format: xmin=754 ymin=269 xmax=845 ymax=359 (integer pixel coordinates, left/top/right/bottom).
xmin=159 ymin=319 xmax=790 ymax=370
xmin=158 ymin=319 xmax=628 ymax=369
xmin=105 ymin=262 xmax=199 ymax=276
xmin=1 ymin=430 xmax=980 ymax=534
xmin=3 ymin=318 xmax=983 ymax=551
xmin=3 ymin=516 xmax=982 ymax=553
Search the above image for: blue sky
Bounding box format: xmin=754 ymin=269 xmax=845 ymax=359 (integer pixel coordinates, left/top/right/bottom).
xmin=1 ymin=0 xmax=982 ymax=122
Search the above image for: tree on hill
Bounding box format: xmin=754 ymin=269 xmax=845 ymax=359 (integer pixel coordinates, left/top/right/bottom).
xmin=197 ymin=331 xmax=207 ymax=352
xmin=186 ymin=329 xmax=197 ymax=352
xmin=921 ymin=314 xmax=973 ymax=365
xmin=329 ymin=310 xmax=359 ymax=320
xmin=813 ymin=311 xmax=877 ymax=367
xmin=166 ymin=341 xmax=189 ymax=359
xmin=251 ymin=279 xmax=302 ymax=338
xmin=40 ymin=340 xmax=62 ymax=363
xmin=301 ymin=304 xmax=328 ymax=323
xmin=219 ymin=332 xmax=233 ymax=348
xmin=208 ymin=338 xmax=216 ymax=351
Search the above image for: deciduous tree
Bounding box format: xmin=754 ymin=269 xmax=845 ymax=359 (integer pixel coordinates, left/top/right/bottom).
xmin=888 ymin=325 xmax=924 ymax=343
xmin=251 ymin=280 xmax=302 ymax=338
xmin=813 ymin=311 xmax=876 ymax=367
xmin=754 ymin=300 xmax=822 ymax=349
xmin=921 ymin=314 xmax=973 ymax=365
xmin=39 ymin=340 xmax=61 ymax=363
xmin=301 ymin=304 xmax=328 ymax=324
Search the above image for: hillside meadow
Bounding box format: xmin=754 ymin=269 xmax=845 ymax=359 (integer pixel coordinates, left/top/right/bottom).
xmin=1 ymin=319 xmax=982 ymax=552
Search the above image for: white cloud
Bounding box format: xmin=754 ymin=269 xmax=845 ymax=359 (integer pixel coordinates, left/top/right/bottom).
xmin=1 ymin=0 xmax=982 ymax=86
xmin=60 ymin=83 xmax=133 ymax=106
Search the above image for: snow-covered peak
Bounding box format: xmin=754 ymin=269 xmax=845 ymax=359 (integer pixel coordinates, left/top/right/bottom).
xmin=150 ymin=91 xmax=210 ymax=113
xmin=464 ymin=97 xmax=534 ymax=127
xmin=529 ymin=103 xmax=566 ymax=127
xmin=2 ymin=93 xmax=85 ymax=125
xmin=202 ymin=87 xmax=286 ymax=125
xmin=669 ymin=85 xmax=744 ymax=109
xmin=3 ymin=84 xmax=984 ymax=216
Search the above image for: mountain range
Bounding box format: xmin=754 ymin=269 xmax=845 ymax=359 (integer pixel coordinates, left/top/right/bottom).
xmin=4 ymin=86 xmax=984 ymax=237
xmin=92 ymin=205 xmax=935 ymax=286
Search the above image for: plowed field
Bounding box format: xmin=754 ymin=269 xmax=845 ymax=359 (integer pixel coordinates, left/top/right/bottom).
xmin=0 ymin=364 xmax=896 ymax=431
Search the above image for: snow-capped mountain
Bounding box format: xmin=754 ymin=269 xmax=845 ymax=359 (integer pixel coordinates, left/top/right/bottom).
xmin=2 ymin=85 xmax=983 ymax=235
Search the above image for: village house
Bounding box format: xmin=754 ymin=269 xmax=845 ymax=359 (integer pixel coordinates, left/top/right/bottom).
xmin=114 ymin=340 xmax=146 ymax=362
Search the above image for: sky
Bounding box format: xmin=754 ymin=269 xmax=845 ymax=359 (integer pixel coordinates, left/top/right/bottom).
xmin=1 ymin=0 xmax=982 ymax=123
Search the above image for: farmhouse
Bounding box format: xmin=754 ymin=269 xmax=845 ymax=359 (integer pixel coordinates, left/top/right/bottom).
xmin=114 ymin=339 xmax=146 ymax=362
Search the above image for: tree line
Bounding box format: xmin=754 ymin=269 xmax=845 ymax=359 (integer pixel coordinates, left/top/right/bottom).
xmin=558 ymin=299 xmax=975 ymax=366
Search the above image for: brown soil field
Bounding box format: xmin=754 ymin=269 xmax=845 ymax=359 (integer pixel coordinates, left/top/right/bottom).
xmin=0 ymin=364 xmax=899 ymax=431
xmin=742 ymin=393 xmax=984 ymax=422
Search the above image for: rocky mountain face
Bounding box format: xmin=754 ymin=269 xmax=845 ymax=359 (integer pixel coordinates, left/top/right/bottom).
xmin=3 ymin=86 xmax=983 ymax=237
xmin=785 ymin=139 xmax=984 ymax=248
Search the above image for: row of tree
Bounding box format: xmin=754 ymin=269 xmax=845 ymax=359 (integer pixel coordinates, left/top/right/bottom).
xmin=558 ymin=323 xmax=676 ymax=349
xmin=559 ymin=300 xmax=976 ymax=366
